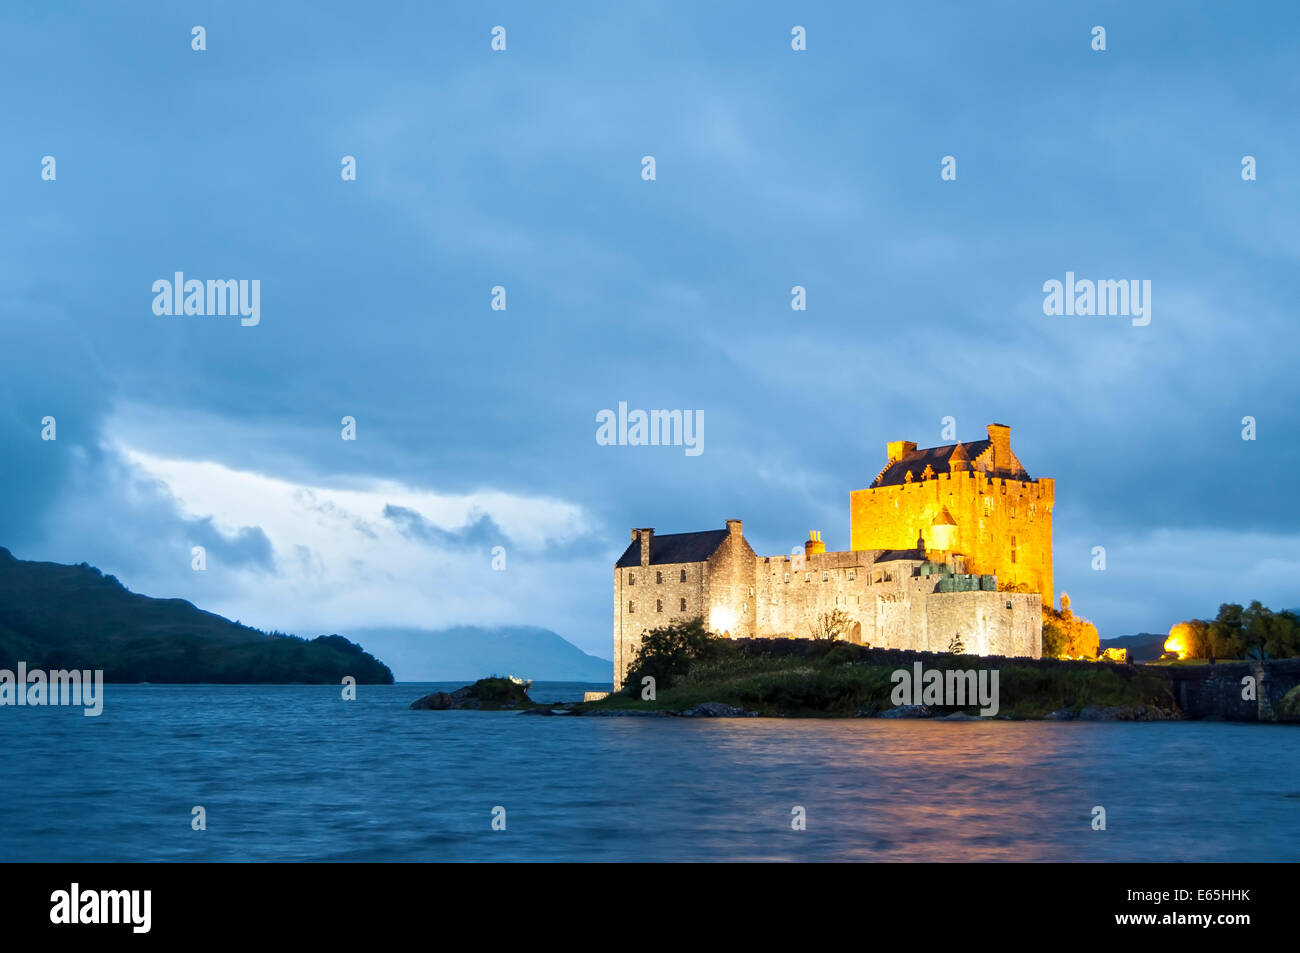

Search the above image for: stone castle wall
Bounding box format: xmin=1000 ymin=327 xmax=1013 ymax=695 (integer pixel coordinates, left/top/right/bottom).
xmin=614 ymin=540 xmax=1041 ymax=689
xmin=753 ymin=551 xmax=1039 ymax=656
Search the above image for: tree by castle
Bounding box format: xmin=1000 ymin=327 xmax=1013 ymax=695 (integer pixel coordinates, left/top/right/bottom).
xmin=1165 ymin=602 xmax=1300 ymax=660
xmin=1042 ymin=593 xmax=1099 ymax=660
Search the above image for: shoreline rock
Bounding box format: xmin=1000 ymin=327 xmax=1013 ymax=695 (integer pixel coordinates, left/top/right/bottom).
xmin=679 ymin=701 xmax=759 ymax=718
xmin=410 ymin=677 xmax=534 ymax=711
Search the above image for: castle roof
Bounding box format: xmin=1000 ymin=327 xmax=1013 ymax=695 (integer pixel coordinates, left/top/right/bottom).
xmin=875 ymin=548 xmax=926 ymax=562
xmin=615 ymin=529 xmax=729 ymax=567
xmin=870 ymin=439 xmax=1031 ymax=488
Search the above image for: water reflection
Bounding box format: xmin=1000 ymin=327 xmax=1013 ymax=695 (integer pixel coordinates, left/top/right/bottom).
xmin=1 ymin=685 xmax=1295 ymax=862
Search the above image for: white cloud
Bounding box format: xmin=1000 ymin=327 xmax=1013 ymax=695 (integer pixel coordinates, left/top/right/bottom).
xmin=117 ymin=446 xmax=603 ymax=641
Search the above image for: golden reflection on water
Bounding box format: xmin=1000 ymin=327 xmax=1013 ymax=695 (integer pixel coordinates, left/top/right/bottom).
xmin=692 ymin=720 xmax=1090 ymax=861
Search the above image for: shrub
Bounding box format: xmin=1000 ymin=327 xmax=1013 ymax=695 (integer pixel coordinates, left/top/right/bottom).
xmin=623 ymin=617 xmax=733 ymax=693
xmin=822 ymin=642 xmax=860 ymax=667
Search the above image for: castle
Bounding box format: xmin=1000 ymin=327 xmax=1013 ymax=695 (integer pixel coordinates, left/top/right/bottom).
xmin=612 ymin=424 xmax=1052 ymax=689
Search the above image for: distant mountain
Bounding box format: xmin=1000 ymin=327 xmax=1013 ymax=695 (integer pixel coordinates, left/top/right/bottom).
xmin=346 ymin=625 xmax=612 ymax=683
xmin=1102 ymin=632 xmax=1168 ymax=662
xmin=0 ymin=547 xmax=393 ymax=683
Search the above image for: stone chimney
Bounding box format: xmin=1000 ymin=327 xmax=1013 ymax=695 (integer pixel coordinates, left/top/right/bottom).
xmin=805 ymin=530 xmax=826 ymax=557
xmin=887 ymin=440 xmax=918 ymax=464
xmin=636 ymin=528 xmax=654 ymax=567
xmin=725 ymin=519 xmax=743 ymax=538
xmin=986 ymin=423 xmax=1011 ymax=471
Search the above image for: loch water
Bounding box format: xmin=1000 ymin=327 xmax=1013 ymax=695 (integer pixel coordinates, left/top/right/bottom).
xmin=3 ymin=683 xmax=1297 ymax=861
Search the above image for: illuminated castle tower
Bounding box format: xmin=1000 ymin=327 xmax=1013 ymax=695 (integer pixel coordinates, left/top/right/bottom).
xmin=848 ymin=423 xmax=1054 ymax=605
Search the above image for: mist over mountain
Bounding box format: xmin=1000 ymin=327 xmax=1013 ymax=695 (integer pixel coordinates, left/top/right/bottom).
xmin=345 ymin=626 xmax=612 ymax=683
xmin=0 ymin=547 xmax=393 ymax=683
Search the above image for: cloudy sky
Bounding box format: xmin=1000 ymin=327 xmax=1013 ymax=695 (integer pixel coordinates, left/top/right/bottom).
xmin=3 ymin=2 xmax=1297 ymax=666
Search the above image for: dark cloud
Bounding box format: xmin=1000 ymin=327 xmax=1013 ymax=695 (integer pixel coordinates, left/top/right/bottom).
xmin=0 ymin=3 xmax=1296 ymax=645
xmin=382 ymin=505 xmax=508 ymax=550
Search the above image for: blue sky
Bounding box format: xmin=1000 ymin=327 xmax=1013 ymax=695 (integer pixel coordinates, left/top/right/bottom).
xmin=2 ymin=2 xmax=1298 ymax=664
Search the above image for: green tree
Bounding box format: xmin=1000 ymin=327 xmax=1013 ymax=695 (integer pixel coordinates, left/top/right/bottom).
xmin=623 ymin=617 xmax=729 ymax=693
xmin=1208 ymin=603 xmax=1246 ymax=658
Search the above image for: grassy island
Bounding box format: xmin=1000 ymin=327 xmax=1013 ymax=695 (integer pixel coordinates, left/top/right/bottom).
xmin=577 ymin=620 xmax=1178 ymax=719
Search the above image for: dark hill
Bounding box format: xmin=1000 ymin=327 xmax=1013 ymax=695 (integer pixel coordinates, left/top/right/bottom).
xmin=0 ymin=547 xmax=392 ymax=684
xmin=1102 ymin=632 xmax=1168 ymax=662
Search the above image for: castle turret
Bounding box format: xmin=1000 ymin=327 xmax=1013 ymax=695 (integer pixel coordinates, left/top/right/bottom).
xmin=929 ymin=508 xmax=958 ymax=553
xmin=948 ymin=442 xmax=970 ymax=472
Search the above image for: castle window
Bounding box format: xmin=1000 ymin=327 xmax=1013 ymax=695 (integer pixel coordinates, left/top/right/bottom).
xmin=680 ymin=569 xmax=687 ymax=583
xmin=848 ymin=569 xmax=856 ymax=580
xmin=629 ymin=573 xmax=635 ymax=586
xmin=805 ymin=573 xmax=811 ymax=583
xmin=822 ymin=571 xmax=829 ymax=582
xmin=1005 ymin=600 xmax=1013 ymax=609
xmin=680 ymin=598 xmax=687 ymax=611
xmin=629 ymin=601 xmax=635 ymax=613
xmin=784 ymin=573 xmax=790 ymax=583
xmin=748 ymin=586 xmax=754 ymax=597
xmin=656 ymin=571 xmax=663 ymax=584
xmin=656 ymin=599 xmax=663 ymax=613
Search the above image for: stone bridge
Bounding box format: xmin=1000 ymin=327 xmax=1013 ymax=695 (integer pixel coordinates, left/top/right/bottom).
xmin=1158 ymin=658 xmax=1300 ymax=722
